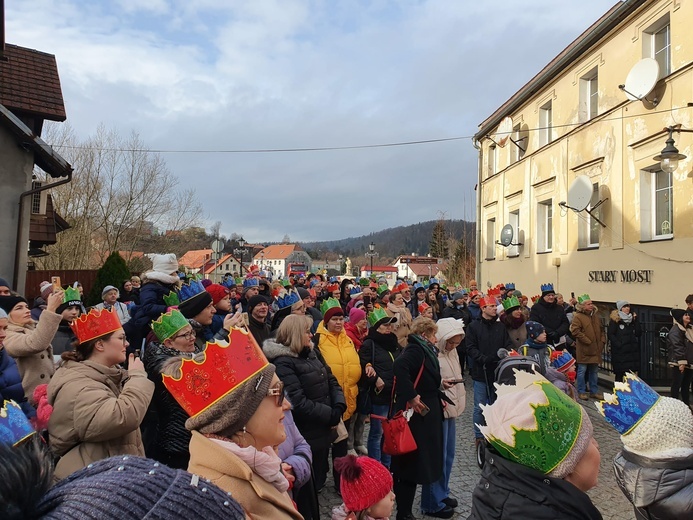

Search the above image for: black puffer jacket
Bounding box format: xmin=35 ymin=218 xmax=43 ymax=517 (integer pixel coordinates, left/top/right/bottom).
xmin=469 ymin=448 xmax=603 ymax=519
xmin=263 ymin=339 xmax=345 ymax=450
xmin=613 ymin=448 xmax=693 ymax=519
xmin=358 ymin=330 xmax=402 ymax=406
xmin=530 ymin=298 xmax=570 ymax=344
xmin=466 ymin=317 xmax=514 ymax=382
xmin=607 ymin=310 xmax=642 ymax=374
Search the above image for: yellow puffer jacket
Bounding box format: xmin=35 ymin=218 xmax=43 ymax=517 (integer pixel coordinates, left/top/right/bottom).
xmin=316 ymin=322 xmax=361 ymax=420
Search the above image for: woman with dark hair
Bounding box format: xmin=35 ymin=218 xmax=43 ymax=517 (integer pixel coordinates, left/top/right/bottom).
xmin=500 ymin=295 xmax=527 ymax=350
xmin=47 ymin=309 xmax=154 ymax=480
xmin=607 ymin=300 xmax=642 ymax=382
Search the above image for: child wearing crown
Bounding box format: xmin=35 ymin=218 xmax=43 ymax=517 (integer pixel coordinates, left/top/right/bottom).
xmin=596 ymin=373 xmax=693 ymax=519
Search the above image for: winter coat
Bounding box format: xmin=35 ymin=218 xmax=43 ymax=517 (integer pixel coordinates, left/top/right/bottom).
xmin=569 ymin=306 xmax=605 ymax=364
xmin=390 ymin=334 xmax=446 ymax=485
xmin=344 ymin=321 xmax=366 ymax=351
xmin=263 ymin=338 xmax=346 ymax=450
xmin=0 ymin=347 xmax=35 ymax=418
xmin=530 ymin=298 xmax=570 ymax=345
xmin=608 ymin=310 xmax=642 ymax=374
xmin=358 ymin=330 xmax=402 ymax=406
xmin=441 ymin=304 xmax=471 ymax=325
xmin=277 ymin=410 xmax=313 ymax=496
xmin=248 ymin=315 xmax=271 ymax=347
xmin=47 ymin=360 xmax=154 ymax=480
xmin=667 ymin=322 xmax=693 ymax=366
xmin=500 ymin=312 xmax=527 ymax=350
xmin=387 ymin=303 xmax=413 ymax=347
xmin=129 ymin=280 xmax=175 ymax=332
xmin=316 ymin=322 xmax=361 ymax=421
xmin=187 ymin=431 xmax=303 ymax=520
xmin=51 ymin=321 xmax=77 ymax=359
xmin=466 ymin=316 xmax=514 ymax=383
xmin=438 ymin=342 xmax=464 ymax=419
xmin=467 ymin=302 xmax=481 ymax=321
xmin=4 ymin=310 xmax=61 ymax=404
xmin=469 ymin=447 xmax=602 ymax=519
xmin=613 ymin=448 xmax=693 ymax=519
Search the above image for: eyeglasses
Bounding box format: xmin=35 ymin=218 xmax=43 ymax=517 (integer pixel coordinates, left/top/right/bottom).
xmin=174 ymin=330 xmax=197 ymax=340
xmin=267 ymin=381 xmax=285 ymax=407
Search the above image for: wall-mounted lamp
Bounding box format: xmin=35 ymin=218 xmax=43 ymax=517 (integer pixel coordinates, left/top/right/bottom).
xmin=653 ymin=126 xmax=687 ymax=173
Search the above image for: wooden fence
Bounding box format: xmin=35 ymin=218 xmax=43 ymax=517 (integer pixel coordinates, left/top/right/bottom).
xmin=24 ymin=270 xmax=98 ymax=300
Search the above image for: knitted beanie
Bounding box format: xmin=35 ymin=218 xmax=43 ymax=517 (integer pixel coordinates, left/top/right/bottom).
xmin=334 ymin=455 xmax=393 ymax=512
xmin=151 ymin=253 xmax=179 ymax=275
xmin=200 ymin=279 xmax=213 ymax=288
xmin=0 ymin=295 xmax=28 ymax=315
xmin=178 ymin=291 xmax=213 ymax=320
xmin=349 ymin=307 xmax=366 ymax=324
xmin=0 ymin=307 xmax=6 ymax=320
xmin=621 ymin=396 xmax=693 ymax=456
xmin=247 ymin=295 xmax=269 ymax=314
xmin=39 ymin=281 xmax=52 ymax=300
xmin=616 ymin=300 xmax=629 ymax=311
xmin=525 ymin=320 xmax=545 ymax=340
xmin=185 ymin=364 xmax=276 ymax=435
xmin=0 ymin=277 xmax=10 ymax=290
xmin=323 ymin=306 xmax=344 ymax=325
xmin=297 ymin=287 xmax=311 ymax=300
xmin=550 ymin=350 xmax=575 ymax=373
xmin=205 ymin=284 xmax=229 ymax=306
xmin=101 ymin=285 xmax=118 ymax=299
xmin=36 ymin=455 xmax=245 ymax=519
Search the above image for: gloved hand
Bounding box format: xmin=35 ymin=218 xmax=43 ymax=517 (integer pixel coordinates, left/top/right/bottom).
xmin=329 ymin=407 xmax=344 ymax=426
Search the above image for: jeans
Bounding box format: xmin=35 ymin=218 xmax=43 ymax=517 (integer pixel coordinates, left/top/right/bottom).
xmin=671 ymin=367 xmax=693 ymax=405
xmin=348 ymin=412 xmax=367 ymax=450
xmin=577 ymin=363 xmax=599 ymax=394
xmin=367 ymin=404 xmax=391 ymax=467
xmin=473 ymin=380 xmax=493 ymax=439
xmin=421 ymin=418 xmax=456 ymax=513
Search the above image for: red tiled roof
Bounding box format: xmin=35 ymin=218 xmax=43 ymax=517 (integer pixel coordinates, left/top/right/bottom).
xmin=408 ymin=263 xmax=443 ymax=277
xmin=203 ymin=253 xmax=242 ymax=274
xmin=179 ymin=249 xmax=213 ymax=269
xmin=255 ymin=244 xmax=298 ymax=260
xmin=0 ymin=44 xmax=66 ymax=121
xmin=365 ymin=266 xmax=398 ymax=272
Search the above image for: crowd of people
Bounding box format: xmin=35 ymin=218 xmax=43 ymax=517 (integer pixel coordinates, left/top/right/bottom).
xmin=1 ymin=265 xmax=692 ymax=520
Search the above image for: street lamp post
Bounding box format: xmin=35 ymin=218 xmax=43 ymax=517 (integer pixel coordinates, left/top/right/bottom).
xmin=365 ymin=242 xmax=378 ymax=276
xmin=234 ymin=237 xmax=247 ymax=276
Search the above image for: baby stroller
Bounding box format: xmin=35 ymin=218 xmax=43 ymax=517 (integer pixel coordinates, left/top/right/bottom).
xmin=475 ymin=348 xmax=544 ymax=468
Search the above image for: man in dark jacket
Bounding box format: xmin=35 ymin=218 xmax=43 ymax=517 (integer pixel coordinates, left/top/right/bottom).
xmin=466 ymin=295 xmax=513 ymax=444
xmin=247 ymin=295 xmax=271 ymax=346
xmin=529 ymin=283 xmax=570 ymax=347
xmin=442 ymin=291 xmax=472 ymax=374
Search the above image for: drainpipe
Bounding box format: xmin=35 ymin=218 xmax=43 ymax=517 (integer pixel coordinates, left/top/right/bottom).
xmin=472 ymin=138 xmax=482 ymax=285
xmin=13 ymin=170 xmax=72 ymax=290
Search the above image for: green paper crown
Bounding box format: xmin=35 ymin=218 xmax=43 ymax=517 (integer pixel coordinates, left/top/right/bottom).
xmin=368 ymin=306 xmax=394 ymax=327
xmin=320 ymin=297 xmax=342 ymax=315
xmin=358 ymin=277 xmax=370 ymax=287
xmin=377 ymin=284 xmax=390 ymax=296
xmin=163 ymin=291 xmax=180 ymax=307
xmin=62 ymin=286 xmax=82 ymax=304
xmin=234 ymin=277 xmax=243 ymax=284
xmin=152 ymin=309 xmax=189 ymax=342
xmin=502 ymin=296 xmax=520 ymax=311
xmin=281 ymin=279 xmax=292 ymax=288
xmin=577 ymin=294 xmax=591 ymax=304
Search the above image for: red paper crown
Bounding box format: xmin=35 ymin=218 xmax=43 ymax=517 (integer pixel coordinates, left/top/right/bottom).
xmin=70 ymin=308 xmax=122 ymax=344
xmin=162 ymin=329 xmax=268 ymax=418
xmin=479 ymin=295 xmax=497 ymax=308
xmin=531 ymin=294 xmax=541 ymax=304
xmin=327 ymin=283 xmax=340 ymax=293
xmin=487 ymin=288 xmax=502 ymax=298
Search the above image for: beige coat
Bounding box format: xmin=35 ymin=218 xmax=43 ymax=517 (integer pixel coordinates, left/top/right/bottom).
xmin=188 ymin=431 xmax=304 ymax=520
xmin=47 ymin=360 xmax=154 ymax=480
xmin=569 ymin=305 xmax=605 ymax=364
xmin=387 ymin=303 xmax=413 ymax=347
xmin=4 ymin=310 xmax=61 ymax=403
xmin=438 ymin=346 xmax=465 ymax=419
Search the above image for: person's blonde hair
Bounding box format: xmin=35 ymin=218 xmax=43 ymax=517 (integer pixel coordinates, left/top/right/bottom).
xmin=412 ymin=316 xmax=437 ymax=338
xmin=275 ymin=314 xmax=313 ymax=354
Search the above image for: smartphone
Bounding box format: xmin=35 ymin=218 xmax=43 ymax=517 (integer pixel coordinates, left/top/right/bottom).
xmin=419 ymin=403 xmax=430 ymax=416
xmin=571 ymin=291 xmax=575 ymax=298
xmin=51 ymin=276 xmax=62 ymax=292
xmin=448 ymin=379 xmax=464 ymax=385
xmin=363 ymin=295 xmax=371 ymax=306
xmin=134 ymin=349 xmax=141 ymax=359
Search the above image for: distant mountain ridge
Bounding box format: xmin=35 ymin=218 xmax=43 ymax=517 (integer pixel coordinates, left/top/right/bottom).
xmin=299 ymin=219 xmax=475 ymax=259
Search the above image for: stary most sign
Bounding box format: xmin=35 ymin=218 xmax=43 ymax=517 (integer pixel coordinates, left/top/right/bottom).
xmin=588 ymin=270 xmax=653 ymax=283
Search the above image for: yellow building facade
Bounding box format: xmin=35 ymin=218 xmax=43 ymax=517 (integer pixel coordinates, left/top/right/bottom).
xmin=474 ymin=0 xmax=692 ymax=325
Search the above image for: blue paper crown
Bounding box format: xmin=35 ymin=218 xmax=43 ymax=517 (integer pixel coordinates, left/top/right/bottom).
xmin=540 ymin=283 xmax=554 ymax=293
xmin=243 ymin=278 xmax=259 ymax=289
xmin=276 ymin=290 xmax=301 ymax=310
xmin=176 ymin=280 xmax=206 ymax=303
xmin=413 ymin=282 xmax=423 ymax=290
xmin=505 ymin=282 xmax=516 ymax=290
xmin=0 ymin=400 xmax=35 ymax=446
xmin=309 ymin=279 xmax=319 ymax=288
xmin=429 ymin=278 xmax=440 ymax=285
xmin=349 ymin=286 xmax=362 ymax=297
xmin=595 ymin=373 xmax=661 ymax=435
xmin=329 ymin=276 xmax=338 ymax=283
xmin=221 ymin=278 xmax=237 ymax=289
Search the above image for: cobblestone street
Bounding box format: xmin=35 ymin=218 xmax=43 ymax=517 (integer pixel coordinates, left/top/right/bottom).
xmin=319 ymin=380 xmax=634 ymax=519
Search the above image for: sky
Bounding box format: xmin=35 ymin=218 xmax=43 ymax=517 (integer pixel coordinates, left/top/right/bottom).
xmin=6 ymin=0 xmax=618 ymax=243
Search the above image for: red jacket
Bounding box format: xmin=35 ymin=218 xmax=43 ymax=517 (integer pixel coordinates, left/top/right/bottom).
xmin=344 ymin=322 xmax=366 ymax=351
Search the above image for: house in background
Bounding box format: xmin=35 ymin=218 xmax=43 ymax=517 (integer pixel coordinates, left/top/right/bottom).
xmin=254 ymin=244 xmax=312 ymax=279
xmin=392 ymin=255 xmax=444 ymax=282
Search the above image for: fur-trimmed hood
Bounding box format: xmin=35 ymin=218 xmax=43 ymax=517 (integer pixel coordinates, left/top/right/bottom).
xmin=263 ymin=338 xmax=300 ymax=360
xmin=575 ymin=302 xmax=598 ymax=314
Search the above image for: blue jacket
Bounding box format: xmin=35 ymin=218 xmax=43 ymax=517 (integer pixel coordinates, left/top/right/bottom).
xmin=0 ymin=348 xmax=35 ymax=418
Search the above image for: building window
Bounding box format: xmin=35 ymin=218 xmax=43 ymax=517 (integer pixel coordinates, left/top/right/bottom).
xmin=644 ymin=15 xmax=670 ymax=78
xmin=486 ymin=218 xmax=496 ymax=260
xmin=640 ymin=168 xmax=673 ymax=240
xmin=512 ymin=123 xmax=525 ymax=162
xmin=508 ymin=210 xmax=520 ymax=257
xmin=488 ymin=144 xmax=496 ymax=177
xmin=539 ymin=101 xmax=552 ymax=147
xmin=537 ymin=200 xmax=553 ymax=252
xmin=579 ymin=68 xmax=598 ymax=123
xmin=31 ymin=180 xmax=42 ymax=214
xmin=578 ymin=183 xmax=601 ymax=248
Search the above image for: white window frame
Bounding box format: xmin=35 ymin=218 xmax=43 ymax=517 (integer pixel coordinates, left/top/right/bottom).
xmin=539 ymin=101 xmax=552 ymax=147
xmin=537 ymin=200 xmax=553 ymax=253
xmin=643 ymin=15 xmax=670 ymax=78
xmin=578 ymin=183 xmax=601 ymax=248
xmin=579 ymin=67 xmax=598 ymax=123
xmin=486 ymin=218 xmax=496 ymax=260
xmin=640 ymin=167 xmax=674 ymax=240
xmin=512 ymin=123 xmax=525 ymax=162
xmin=508 ymin=210 xmax=520 ymax=257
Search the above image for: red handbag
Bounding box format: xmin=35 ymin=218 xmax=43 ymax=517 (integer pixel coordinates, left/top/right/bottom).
xmin=370 ymin=362 xmax=425 ymax=456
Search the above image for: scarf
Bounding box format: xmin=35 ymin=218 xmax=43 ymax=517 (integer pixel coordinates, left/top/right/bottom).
xmin=208 ymin=437 xmax=290 ymax=493
xmin=143 ymin=271 xmax=180 ymax=285
xmin=367 ymin=329 xmax=401 ymax=351
xmin=524 ymin=337 xmax=547 ymax=349
xmin=409 ymin=334 xmax=441 ymax=372
xmin=618 ymin=311 xmax=633 ymax=324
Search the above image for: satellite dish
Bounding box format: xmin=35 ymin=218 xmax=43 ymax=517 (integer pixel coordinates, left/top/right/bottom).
xmin=620 ymin=58 xmax=659 ymax=101
xmin=496 ymin=224 xmax=522 ymax=248
xmin=496 ymin=117 xmax=513 ymax=147
xmin=566 ymin=175 xmax=593 ymax=211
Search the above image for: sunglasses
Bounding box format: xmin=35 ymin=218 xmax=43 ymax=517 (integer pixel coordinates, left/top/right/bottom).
xmin=267 ymin=381 xmax=285 ymax=407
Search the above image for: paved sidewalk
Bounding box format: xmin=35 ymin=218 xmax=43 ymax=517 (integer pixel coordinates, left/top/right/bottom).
xmin=318 ymin=381 xmax=634 ymax=519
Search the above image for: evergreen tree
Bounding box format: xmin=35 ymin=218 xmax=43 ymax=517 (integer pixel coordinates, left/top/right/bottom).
xmin=429 ymin=219 xmax=449 ymax=259
xmin=87 ymin=251 xmax=132 ymax=306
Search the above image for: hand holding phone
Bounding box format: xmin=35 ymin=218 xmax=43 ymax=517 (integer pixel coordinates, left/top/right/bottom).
xmin=51 ymin=276 xmax=62 ymax=292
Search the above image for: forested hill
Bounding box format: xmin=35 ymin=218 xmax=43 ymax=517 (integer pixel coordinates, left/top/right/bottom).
xmin=300 ymin=220 xmax=475 ymax=259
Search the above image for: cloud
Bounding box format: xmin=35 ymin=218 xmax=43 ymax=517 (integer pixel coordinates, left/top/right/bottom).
xmin=6 ymin=0 xmax=616 ymax=242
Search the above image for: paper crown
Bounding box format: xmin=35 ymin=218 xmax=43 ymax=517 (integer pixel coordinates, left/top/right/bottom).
xmin=328 ymin=276 xmax=338 ymax=283
xmin=479 ymin=370 xmax=585 ymax=475
xmin=502 ymin=296 xmax=521 ymax=311
xmin=358 ymin=277 xmax=370 ymax=287
xmin=577 ymin=294 xmax=592 ymax=304
xmin=377 ymin=284 xmax=390 ymax=296
xmin=368 ymin=306 xmax=394 ymax=327
xmin=487 ymin=288 xmax=502 ymax=298
xmin=550 ymin=350 xmax=576 ymax=373
xmin=429 ymin=278 xmax=440 ymax=285
xmin=540 ymin=283 xmax=555 ymax=294
xmin=243 ymin=278 xmax=260 ymax=289
xmin=531 ymin=294 xmax=541 ymax=304
xmin=595 ymin=373 xmax=660 ymax=435
xmin=0 ymin=400 xmax=36 ymax=446
xmin=152 ymin=309 xmax=189 ymax=342
xmin=177 ymin=280 xmax=206 ymax=303
xmin=496 ymin=283 xmax=506 ymax=289
xmin=163 ymin=290 xmax=180 ymax=307
xmin=70 ymin=308 xmax=122 ymax=344
xmin=479 ymin=295 xmax=497 ymax=308
xmin=276 ymin=289 xmax=301 ymax=310
xmin=327 ymin=283 xmax=340 ymax=293
xmin=62 ymin=286 xmax=82 ymax=305
xmin=418 ymin=302 xmax=430 ymax=314
xmin=321 ymin=297 xmax=342 ymax=315
xmin=505 ymin=282 xmax=516 ymax=291
xmin=162 ymin=331 xmax=268 ymax=419
xmin=349 ymin=286 xmax=362 ymax=299
xmin=280 ymin=279 xmax=292 ymax=288
xmin=221 ymin=278 xmax=237 ymax=289
xmin=413 ymin=282 xmax=424 ymax=291
xmin=234 ymin=277 xmax=243 ymax=284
